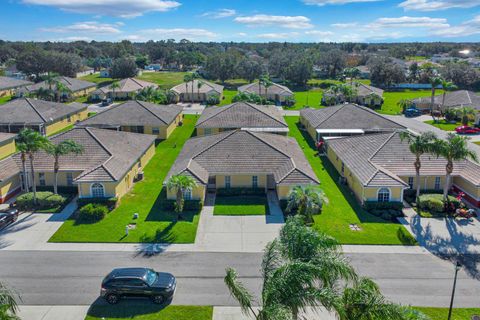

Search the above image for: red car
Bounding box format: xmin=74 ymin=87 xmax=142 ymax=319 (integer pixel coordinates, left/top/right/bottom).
xmin=455 ymin=126 xmax=480 ymax=134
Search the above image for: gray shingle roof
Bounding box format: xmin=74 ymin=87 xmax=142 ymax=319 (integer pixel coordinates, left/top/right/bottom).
xmin=351 ymin=82 xmax=383 ymax=97
xmin=93 ymin=78 xmax=157 ymax=95
xmin=23 ymin=76 xmax=95 ymax=93
xmin=413 ymin=90 xmax=480 ymax=109
xmin=171 ymin=79 xmax=223 ymax=95
xmin=77 ymin=100 xmax=182 ymax=127
xmin=0 ymin=98 xmax=87 ymax=125
xmin=0 ymin=132 xmax=16 ymax=144
xmin=0 ymin=76 xmax=32 ymax=91
xmin=166 ymin=130 xmax=319 ymax=186
xmin=238 ymin=82 xmax=293 ymax=96
xmin=196 ymin=102 xmax=288 ymax=130
xmin=300 ymin=104 xmax=405 ymax=131
xmin=0 ymin=157 xmax=20 ymax=182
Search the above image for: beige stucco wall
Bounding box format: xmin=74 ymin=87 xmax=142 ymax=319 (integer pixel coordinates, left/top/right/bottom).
xmin=196 ymin=127 xmax=221 ymax=136
xmin=72 ymin=86 xmax=96 ymax=97
xmin=364 ymin=187 xmax=404 ymax=202
xmin=453 ymin=176 xmax=480 ymax=201
xmin=0 ymin=139 xmax=16 ymax=159
xmin=32 ymin=171 xmax=83 ymax=187
xmin=0 ymin=175 xmax=21 ymax=203
xmin=300 ymin=115 xmax=318 ymax=142
xmin=216 ymin=174 xmax=267 ymax=189
xmin=399 ymin=176 xmax=445 ymax=192
xmin=166 ymin=185 xmax=206 ymax=201
xmin=45 ymin=109 xmax=88 ymax=136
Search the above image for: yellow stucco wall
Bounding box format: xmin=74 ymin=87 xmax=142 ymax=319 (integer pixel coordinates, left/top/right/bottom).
xmin=399 ymin=176 xmax=445 ymax=192
xmin=0 ymin=175 xmax=21 ymax=202
xmin=72 ymin=86 xmax=96 ymax=97
xmin=216 ymin=174 xmax=267 ymax=189
xmin=300 ymin=115 xmax=318 ymax=142
xmin=453 ymin=176 xmax=480 ymax=200
xmin=32 ymin=171 xmax=83 ymax=187
xmin=45 ymin=109 xmax=88 ymax=136
xmin=196 ymin=127 xmax=221 ymax=137
xmin=0 ymin=139 xmax=16 ymax=159
xmin=167 ymin=185 xmax=206 ymax=200
xmin=364 ymin=187 xmax=404 ymax=202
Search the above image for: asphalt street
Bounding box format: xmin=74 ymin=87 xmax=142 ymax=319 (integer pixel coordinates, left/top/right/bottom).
xmin=1 ymin=250 xmax=479 ymax=308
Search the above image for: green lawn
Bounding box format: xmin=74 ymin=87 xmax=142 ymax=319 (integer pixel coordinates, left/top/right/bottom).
xmin=214 ymin=195 xmax=269 ymax=215
xmin=49 ymin=115 xmax=201 ymax=243
xmin=475 ymin=142 xmax=480 ymax=146
xmin=406 ymin=56 xmax=427 ymax=61
xmin=85 ymin=304 xmax=213 ymax=320
xmin=292 ymin=90 xmax=324 ymax=109
xmin=0 ymin=95 xmax=12 ymax=104
xmin=424 ymin=120 xmax=467 ymax=131
xmin=414 ymin=307 xmax=480 ymax=320
xmin=219 ymin=89 xmax=237 ymax=106
xmin=380 ymin=90 xmax=443 ymax=115
xmin=80 ymin=74 xmax=113 ymax=87
xmin=73 ymin=96 xmax=89 ymax=103
xmin=285 ymin=116 xmax=417 ymax=245
xmin=137 ymin=71 xmax=189 ymax=90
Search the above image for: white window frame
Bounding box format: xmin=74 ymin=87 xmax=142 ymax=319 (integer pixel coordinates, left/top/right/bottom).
xmin=91 ymin=183 xmax=105 ymax=198
xmin=225 ymin=176 xmax=231 ymax=189
xmin=434 ymin=177 xmax=441 ymax=190
xmin=39 ymin=172 xmax=46 ymax=186
xmin=252 ymin=176 xmax=258 ymax=188
xmin=183 ymin=188 xmax=192 ymax=200
xmin=377 ymin=188 xmax=391 ymax=203
xmin=66 ymin=172 xmax=73 ymax=186
xmin=152 ymin=127 xmax=160 ymax=135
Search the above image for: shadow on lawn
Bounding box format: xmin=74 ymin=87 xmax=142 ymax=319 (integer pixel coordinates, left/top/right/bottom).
xmin=86 ymin=297 xmax=171 ymax=319
xmin=145 ymin=189 xmax=197 ymax=223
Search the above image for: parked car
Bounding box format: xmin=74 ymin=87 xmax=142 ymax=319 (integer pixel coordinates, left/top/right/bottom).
xmin=101 ymin=268 xmax=176 ymax=305
xmin=0 ymin=208 xmax=19 ymax=229
xmin=455 ymin=126 xmax=480 ymax=134
xmin=404 ymin=107 xmax=422 ymax=118
xmin=101 ymin=98 xmax=113 ymax=107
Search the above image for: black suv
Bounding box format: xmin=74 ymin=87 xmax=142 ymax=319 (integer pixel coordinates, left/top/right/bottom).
xmin=101 ymin=268 xmax=176 ymax=304
xmin=0 ymin=208 xmax=19 ymax=229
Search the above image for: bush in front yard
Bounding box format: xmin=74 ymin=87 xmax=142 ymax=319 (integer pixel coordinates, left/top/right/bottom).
xmin=217 ymin=188 xmax=265 ymax=197
xmin=418 ymin=194 xmax=460 ymax=213
xmin=161 ymin=200 xmax=203 ymax=211
xmin=17 ymin=192 xmax=67 ymax=211
xmin=77 ymin=197 xmax=118 ymax=209
xmin=364 ymin=201 xmax=403 ymax=221
xmin=77 ymin=203 xmax=109 ymax=223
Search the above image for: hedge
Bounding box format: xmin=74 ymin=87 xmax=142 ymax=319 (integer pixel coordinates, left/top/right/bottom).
xmin=161 ymin=200 xmax=203 ymax=211
xmin=17 ymin=192 xmax=67 ymax=211
xmin=77 ymin=197 xmax=118 ymax=209
xmin=418 ymin=194 xmax=460 ymax=213
xmin=363 ymin=202 xmax=404 ymax=221
xmin=217 ymin=188 xmax=265 ymax=197
xmin=77 ymin=203 xmax=109 ymax=223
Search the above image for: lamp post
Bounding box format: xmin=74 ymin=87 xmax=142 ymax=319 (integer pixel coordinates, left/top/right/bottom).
xmin=447 ymin=261 xmax=462 ymax=320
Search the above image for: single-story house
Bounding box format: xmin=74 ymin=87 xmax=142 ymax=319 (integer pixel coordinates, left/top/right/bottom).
xmin=3 ymin=65 xmax=26 ymax=80
xmin=165 ymin=129 xmax=319 ymax=201
xmin=170 ymin=79 xmax=223 ymax=103
xmin=76 ymin=100 xmax=183 ymax=140
xmin=75 ymin=66 xmax=95 ymax=78
xmin=300 ymin=104 xmax=405 ymax=142
xmin=196 ymin=102 xmax=288 ymax=136
xmin=357 ymin=66 xmax=370 ymax=79
xmin=0 ymin=98 xmax=88 ymax=136
xmin=0 ymin=76 xmax=33 ymax=97
xmin=238 ymin=82 xmax=293 ymax=104
xmin=322 ymin=82 xmax=384 ymax=108
xmin=0 ymin=133 xmax=16 ymax=160
xmin=91 ymin=78 xmax=157 ymax=100
xmin=0 ymin=127 xmax=156 ymax=203
xmin=326 ymin=132 xmax=480 ymax=206
xmin=412 ymin=90 xmax=480 ymax=112
xmin=18 ymin=76 xmax=96 ymax=98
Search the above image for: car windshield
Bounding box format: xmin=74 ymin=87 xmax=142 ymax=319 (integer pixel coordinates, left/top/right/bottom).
xmin=145 ymin=270 xmax=157 ymax=286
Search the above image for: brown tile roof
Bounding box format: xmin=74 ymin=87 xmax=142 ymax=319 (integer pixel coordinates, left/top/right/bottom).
xmin=171 ymin=79 xmax=223 ymax=95
xmin=238 ymin=82 xmax=293 ymax=96
xmin=196 ymin=102 xmax=288 ymax=131
xmin=413 ymin=90 xmax=480 ymax=109
xmin=167 ymin=130 xmax=319 ymax=186
xmin=93 ymin=78 xmax=157 ymax=95
xmin=0 ymin=76 xmax=32 ymax=91
xmin=78 ymin=100 xmax=182 ymax=127
xmin=23 ymin=76 xmax=95 ymax=93
xmin=0 ymin=98 xmax=87 ymax=125
xmin=300 ymin=104 xmax=405 ymax=131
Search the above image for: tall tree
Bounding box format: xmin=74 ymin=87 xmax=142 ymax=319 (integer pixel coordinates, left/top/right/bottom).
xmin=286 ymin=186 xmax=328 ymax=224
xmin=110 ymin=81 xmax=120 ymax=100
xmin=15 ymin=134 xmax=29 ymax=192
xmin=55 ymin=81 xmax=71 ymax=102
xmin=183 ymin=73 xmax=192 ymax=102
xmin=440 ymin=80 xmax=457 ymax=112
xmin=456 ymin=106 xmax=476 ymax=126
xmin=429 ymin=76 xmax=443 ymax=122
xmin=45 ymin=140 xmax=84 ymax=194
xmin=165 ymin=174 xmax=197 ymax=219
xmin=110 ymin=57 xmax=137 ymax=79
xmin=397 ymin=99 xmax=413 ymax=114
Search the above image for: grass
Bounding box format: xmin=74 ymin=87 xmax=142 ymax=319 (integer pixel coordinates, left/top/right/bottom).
xmin=137 ymin=71 xmax=189 ymax=90
xmin=406 ymin=56 xmax=427 ymax=61
xmin=380 ymin=90 xmax=443 ymax=115
xmin=292 ymin=90 xmax=323 ymax=109
xmin=219 ymin=89 xmax=237 ymax=106
xmin=414 ymin=307 xmax=480 ymax=320
xmin=49 ymin=115 xmax=201 ymax=243
xmin=424 ymin=120 xmax=467 ymax=131
xmin=85 ymin=304 xmax=213 ymax=320
xmin=80 ymin=74 xmax=113 ymax=87
xmin=214 ymin=195 xmax=269 ymax=215
xmin=0 ymin=95 xmax=12 ymax=104
xmin=285 ymin=116 xmax=417 ymax=245
xmin=73 ymin=96 xmax=89 ymax=103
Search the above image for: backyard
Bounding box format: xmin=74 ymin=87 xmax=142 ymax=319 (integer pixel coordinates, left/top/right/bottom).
xmin=424 ymin=120 xmax=473 ymax=131
xmin=213 ymin=195 xmax=269 ymax=215
xmin=285 ymin=116 xmax=417 ymax=245
xmin=380 ymin=90 xmax=443 ymax=115
xmin=49 ymin=115 xmax=200 ymax=243
xmin=85 ymin=304 xmax=213 ymax=320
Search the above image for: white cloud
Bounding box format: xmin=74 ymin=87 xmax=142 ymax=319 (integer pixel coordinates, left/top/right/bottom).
xmin=257 ymin=32 xmax=300 ymax=39
xmin=399 ymin=0 xmax=480 ymax=11
xmin=234 ymin=15 xmax=313 ymax=29
xmin=368 ymin=16 xmax=449 ymax=28
xmin=331 ymin=22 xmax=358 ymax=28
xmin=201 ymin=8 xmax=236 ymax=19
xmin=127 ymin=28 xmax=218 ymax=41
xmin=305 ymin=30 xmax=334 ymax=36
xmin=431 ymin=15 xmax=480 ymax=37
xmin=39 ymin=21 xmax=121 ymax=34
xmin=21 ymin=0 xmax=181 ymax=18
xmin=303 ymin=0 xmax=380 ymax=6
xmin=235 ymin=32 xmax=248 ymax=37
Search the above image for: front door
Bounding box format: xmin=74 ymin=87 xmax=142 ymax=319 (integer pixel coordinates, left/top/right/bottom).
xmin=267 ymin=175 xmax=275 ymax=190
xmin=208 ymin=176 xmax=216 ymax=190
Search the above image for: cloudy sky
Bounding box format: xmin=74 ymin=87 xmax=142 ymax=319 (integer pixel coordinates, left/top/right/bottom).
xmin=1 ymin=0 xmax=480 ymax=42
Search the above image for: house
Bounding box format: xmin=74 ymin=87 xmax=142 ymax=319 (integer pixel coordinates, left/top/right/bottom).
xmin=18 ymin=76 xmax=96 ymax=98
xmin=475 ymin=113 xmax=480 ymax=127
xmin=4 ymin=65 xmax=26 ymax=80
xmin=76 ymin=100 xmax=183 ymax=139
xmin=90 ymin=78 xmax=157 ymax=101
xmin=170 ymin=79 xmax=223 ymax=103
xmin=322 ymin=82 xmax=384 ymax=108
xmin=99 ymin=69 xmax=110 ymax=78
xmin=238 ymin=82 xmax=293 ymax=104
xmin=0 ymin=98 xmax=88 ymax=136
xmin=165 ymin=130 xmax=319 ymax=201
xmin=357 ymin=66 xmax=370 ymax=79
xmin=0 ymin=133 xmax=16 ymax=160
xmin=412 ymin=90 xmax=480 ymax=112
xmin=0 ymin=127 xmax=156 ymax=203
xmin=195 ymin=102 xmax=288 ymax=136
xmin=326 ymin=132 xmax=480 ymax=206
xmin=300 ymin=104 xmax=405 ymax=142
xmin=145 ymin=64 xmax=162 ymax=71
xmin=0 ymin=76 xmax=32 ymax=97
xmin=75 ymin=66 xmax=95 ymax=78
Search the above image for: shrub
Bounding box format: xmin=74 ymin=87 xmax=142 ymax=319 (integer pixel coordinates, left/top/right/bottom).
xmin=77 ymin=203 xmax=109 ymax=223
xmin=284 ymin=96 xmax=296 ymax=107
xmin=217 ymin=188 xmax=265 ymax=197
xmin=397 ymin=227 xmax=417 ymax=246
xmin=77 ymin=197 xmax=118 ymax=209
xmin=418 ymin=194 xmax=460 ymax=213
xmin=161 ymin=200 xmax=203 ymax=211
xmin=206 ymin=94 xmax=220 ymax=106
xmin=17 ymin=192 xmax=67 ymax=211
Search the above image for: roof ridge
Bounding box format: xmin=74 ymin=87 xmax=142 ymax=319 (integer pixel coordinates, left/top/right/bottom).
xmin=84 ymin=127 xmax=114 ymax=157
xmin=135 ymin=100 xmax=168 ymax=125
xmin=75 ymin=163 xmax=116 ymax=182
xmin=247 ymin=103 xmax=288 ymax=127
xmin=316 ymin=104 xmax=347 ymax=127
xmin=355 ymin=104 xmax=406 ymax=129
xmin=364 ymin=132 xmax=398 ymax=185
xmin=246 ymin=130 xmax=293 ymax=160
xmin=191 ymin=130 xmax=238 ymax=159
xmin=130 ymin=78 xmax=148 ymax=88
xmin=62 ymin=76 xmax=73 ymax=86
xmin=25 ymin=98 xmax=47 ymax=122
xmin=196 ymin=103 xmax=235 ymax=126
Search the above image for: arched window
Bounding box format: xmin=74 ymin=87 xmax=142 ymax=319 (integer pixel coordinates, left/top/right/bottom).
xmin=91 ymin=183 xmax=105 ymax=198
xmin=377 ymin=188 xmax=390 ymax=203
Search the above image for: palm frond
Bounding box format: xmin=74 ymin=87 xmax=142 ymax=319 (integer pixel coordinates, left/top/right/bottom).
xmin=224 ymin=268 xmax=256 ymax=317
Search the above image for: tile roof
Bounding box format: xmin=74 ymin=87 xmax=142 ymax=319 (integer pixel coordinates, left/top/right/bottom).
xmin=238 ymin=82 xmax=293 ymax=96
xmin=351 ymin=82 xmax=384 ymax=97
xmin=0 ymin=157 xmax=20 ymax=182
xmin=77 ymin=100 xmax=182 ymax=127
xmin=93 ymin=78 xmax=157 ymax=95
xmin=166 ymin=130 xmax=319 ymax=186
xmin=0 ymin=132 xmax=16 ymax=144
xmin=413 ymin=90 xmax=480 ymax=109
xmin=300 ymin=104 xmax=405 ymax=131
xmin=23 ymin=76 xmax=95 ymax=93
xmin=171 ymin=79 xmax=223 ymax=94
xmin=327 ymin=132 xmax=480 ymax=188
xmin=8 ymin=127 xmax=156 ymax=183
xmin=0 ymin=98 xmax=87 ymax=125
xmin=196 ymin=102 xmax=288 ymax=130
xmin=0 ymin=76 xmax=32 ymax=91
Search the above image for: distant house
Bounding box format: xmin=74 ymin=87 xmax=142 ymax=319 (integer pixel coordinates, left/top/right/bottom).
xmin=300 ymin=104 xmax=405 ymax=142
xmin=4 ymin=65 xmax=26 ymax=80
xmin=196 ymin=102 xmax=289 ymax=136
xmin=99 ymin=69 xmax=110 ymax=78
xmin=357 ymin=66 xmax=370 ymax=79
xmin=322 ymin=82 xmax=384 ymax=108
xmin=18 ymin=76 xmax=96 ymax=98
xmin=75 ymin=66 xmax=95 ymax=78
xmin=0 ymin=133 xmax=16 ymax=160
xmin=90 ymin=78 xmax=157 ymax=101
xmin=0 ymin=98 xmax=88 ymax=136
xmin=145 ymin=64 xmax=162 ymax=71
xmin=412 ymin=90 xmax=480 ymax=112
xmin=171 ymin=79 xmax=223 ymax=103
xmin=238 ymin=82 xmax=293 ymax=104
xmin=0 ymin=76 xmax=32 ymax=97
xmin=77 ymin=100 xmax=183 ymax=139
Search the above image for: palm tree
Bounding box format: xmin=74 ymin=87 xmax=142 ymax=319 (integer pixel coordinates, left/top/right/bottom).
xmin=397 ymin=99 xmax=413 ymax=114
xmin=429 ymin=76 xmax=443 ymax=122
xmin=43 ymin=72 xmax=59 ymax=91
xmin=110 ymin=81 xmax=120 ymax=101
xmin=286 ymin=186 xmax=328 ymax=224
xmin=197 ymin=80 xmax=204 ymax=103
xmin=36 ymin=87 xmax=54 ymax=101
xmin=20 ymin=129 xmax=49 ymax=205
xmin=45 ymin=140 xmax=84 ymax=194
xmin=165 ymin=174 xmax=197 ymax=219
xmin=440 ymin=80 xmax=457 ymax=113
xmin=55 ymin=81 xmax=71 ymax=102
xmin=400 ymin=131 xmax=437 ymax=202
xmin=183 ymin=74 xmax=192 ymax=103
xmin=0 ymin=280 xmax=19 ymax=320
xmin=432 ymin=133 xmax=478 ymax=200
xmin=190 ymin=73 xmax=199 ymax=103
xmin=15 ymin=132 xmax=30 ymax=191
xmin=456 ymin=106 xmax=476 ymax=126
xmin=344 ymin=67 xmax=360 ymax=86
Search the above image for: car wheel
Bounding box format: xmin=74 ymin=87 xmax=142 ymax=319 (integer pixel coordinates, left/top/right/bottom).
xmin=152 ymin=295 xmax=165 ymax=304
xmin=106 ymin=294 xmax=120 ymax=304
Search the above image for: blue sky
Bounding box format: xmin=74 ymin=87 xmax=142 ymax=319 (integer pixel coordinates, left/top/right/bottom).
xmin=1 ymin=0 xmax=480 ymax=42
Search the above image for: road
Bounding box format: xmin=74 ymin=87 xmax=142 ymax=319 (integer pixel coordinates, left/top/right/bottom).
xmin=1 ymin=251 xmax=479 ymax=308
